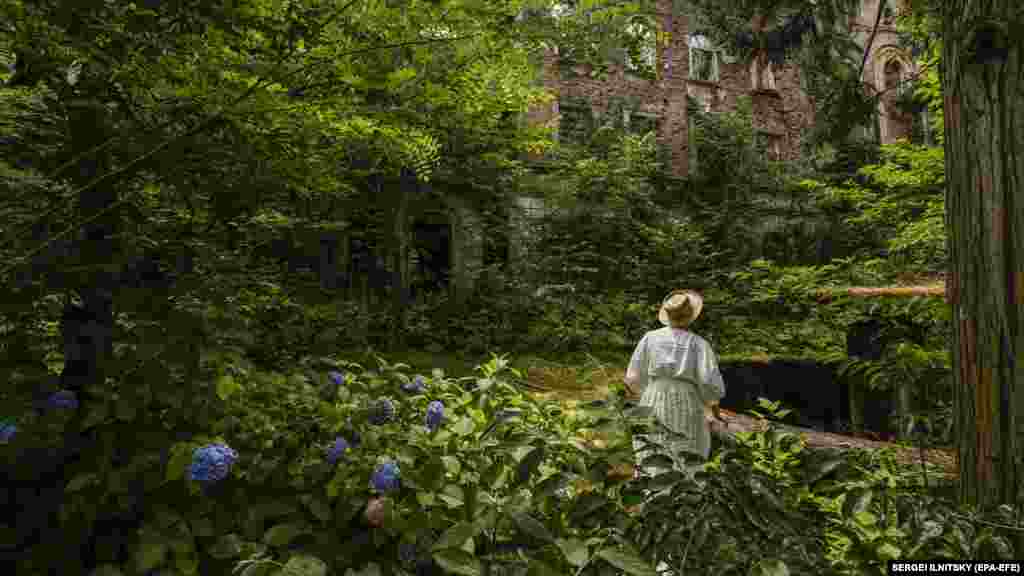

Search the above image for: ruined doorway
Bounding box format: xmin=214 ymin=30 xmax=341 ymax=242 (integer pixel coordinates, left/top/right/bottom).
xmin=411 ymin=218 xmax=451 ymax=302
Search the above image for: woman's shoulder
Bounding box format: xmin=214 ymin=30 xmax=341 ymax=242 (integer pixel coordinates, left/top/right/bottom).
xmin=645 ymin=327 xmax=672 ymax=339
xmin=688 ymin=332 xmax=714 ymax=350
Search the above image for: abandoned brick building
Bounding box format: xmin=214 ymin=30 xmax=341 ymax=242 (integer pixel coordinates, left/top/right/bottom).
xmin=527 ymin=0 xmax=926 ymax=178
xmin=288 ymin=1 xmax=928 ymax=307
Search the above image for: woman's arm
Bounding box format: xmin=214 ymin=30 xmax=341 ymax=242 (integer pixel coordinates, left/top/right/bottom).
xmin=624 ymin=334 xmax=649 ymax=397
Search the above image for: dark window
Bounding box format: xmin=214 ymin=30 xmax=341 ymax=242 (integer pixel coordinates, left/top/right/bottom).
xmin=558 ymin=98 xmax=594 ymax=145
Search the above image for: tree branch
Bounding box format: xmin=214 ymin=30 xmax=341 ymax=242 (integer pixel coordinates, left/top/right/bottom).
xmin=857 ymin=0 xmax=887 ymax=83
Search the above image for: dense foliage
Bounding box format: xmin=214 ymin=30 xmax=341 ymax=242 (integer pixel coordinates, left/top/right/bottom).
xmin=1 ymin=0 xmax=1021 ymax=574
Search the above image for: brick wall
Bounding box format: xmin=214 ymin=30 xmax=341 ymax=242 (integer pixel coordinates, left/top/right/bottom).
xmin=529 ymin=0 xmax=691 ymax=176
xmin=529 ymin=0 xmax=822 ymax=177
xmin=529 ymin=0 xmax=920 ymax=176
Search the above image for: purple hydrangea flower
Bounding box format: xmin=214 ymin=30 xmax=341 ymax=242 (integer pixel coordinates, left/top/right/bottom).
xmin=46 ymin=389 xmax=78 ymax=410
xmin=368 ymin=398 xmax=395 ymax=425
xmin=371 ymin=461 xmax=400 ymax=493
xmin=325 ymin=437 xmax=349 ymax=465
xmin=189 ymin=443 xmax=238 ymax=484
xmin=425 ymin=401 xmax=444 ymax=431
xmin=328 ymin=371 xmax=345 ymax=387
xmin=402 ymin=375 xmax=426 ymax=394
xmin=0 ymin=422 xmax=17 ymax=443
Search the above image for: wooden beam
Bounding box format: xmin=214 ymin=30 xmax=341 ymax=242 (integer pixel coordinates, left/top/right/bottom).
xmin=816 ymin=283 xmax=946 ymax=299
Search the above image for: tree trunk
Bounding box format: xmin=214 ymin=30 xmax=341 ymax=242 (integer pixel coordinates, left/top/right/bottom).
xmin=388 ymin=170 xmax=413 ymax=350
xmin=46 ymin=88 xmax=120 ymax=572
xmin=943 ymin=0 xmax=1024 ymax=508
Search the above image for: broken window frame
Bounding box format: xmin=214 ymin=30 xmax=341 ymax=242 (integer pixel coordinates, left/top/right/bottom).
xmin=755 ymin=131 xmax=783 ymax=161
xmin=623 ymin=16 xmax=658 ymax=77
xmin=688 ymin=34 xmax=720 ymax=83
xmin=557 ymin=97 xmax=594 ymax=146
xmin=625 ymin=110 xmax=659 ymax=137
xmin=750 ymin=57 xmax=777 ymax=91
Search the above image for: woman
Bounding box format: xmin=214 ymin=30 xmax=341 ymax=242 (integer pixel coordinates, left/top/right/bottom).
xmin=625 ymin=289 xmax=726 ymax=479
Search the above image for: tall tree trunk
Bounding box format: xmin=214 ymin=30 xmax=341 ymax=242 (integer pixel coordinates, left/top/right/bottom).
xmin=943 ymin=0 xmax=1023 ymax=508
xmin=388 ymin=169 xmax=413 ymax=350
xmin=45 ymin=85 xmax=120 ymax=572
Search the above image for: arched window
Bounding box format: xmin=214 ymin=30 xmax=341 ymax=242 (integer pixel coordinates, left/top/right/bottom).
xmin=689 ymin=34 xmax=720 ymax=83
xmin=624 ymin=17 xmax=657 ymax=75
xmin=884 ymin=59 xmax=904 ymax=97
xmin=750 ymin=57 xmax=776 ymax=91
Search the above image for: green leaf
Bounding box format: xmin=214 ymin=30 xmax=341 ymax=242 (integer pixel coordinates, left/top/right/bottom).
xmin=432 ymin=549 xmax=482 ymax=576
xmin=216 ymin=373 xmax=242 ymax=401
xmin=165 ymin=443 xmax=193 ymax=483
xmin=343 ymin=563 xmax=382 ymax=576
xmin=115 ymin=393 xmax=137 ymax=421
xmin=510 ymin=511 xmax=554 ymax=543
xmin=640 ymin=454 xmax=675 ymax=470
xmin=190 ymin=517 xmax=215 ymax=538
xmin=280 ymin=554 xmax=328 ymax=576
xmin=432 ymin=522 xmax=479 ymax=550
xmin=515 ymin=446 xmax=545 ymax=487
xmin=875 ymin=542 xmax=901 ymax=560
xmin=207 ymin=533 xmax=244 ymax=560
xmin=596 ymin=548 xmax=656 ymax=576
xmin=300 ymin=495 xmax=332 ymax=523
xmin=171 ymin=537 xmax=200 ymax=575
xmin=255 ymin=501 xmax=301 ymax=519
xmin=134 ymin=533 xmax=169 ymax=572
xmin=556 ymin=538 xmax=589 ymax=567
xmin=416 ymin=491 xmax=436 ymax=506
xmin=441 ymin=455 xmax=462 ymax=476
xmin=81 ymin=402 xmax=109 ymax=430
xmin=570 ymin=492 xmax=609 ymax=520
xmin=806 ymin=457 xmax=845 ymax=484
xmin=843 ymin=489 xmax=873 ymax=518
xmin=452 ymin=417 xmax=476 ymax=436
xmin=263 ymin=523 xmax=311 ymax=547
xmin=88 ymin=565 xmax=124 ymax=576
xmin=750 ymin=558 xmax=790 ymax=576
xmin=66 ymin=472 xmax=98 ymax=493
xmin=525 ymin=560 xmax=563 ymax=575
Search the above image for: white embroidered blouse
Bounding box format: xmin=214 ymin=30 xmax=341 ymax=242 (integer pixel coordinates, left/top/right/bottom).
xmin=625 ymin=327 xmax=726 ymax=459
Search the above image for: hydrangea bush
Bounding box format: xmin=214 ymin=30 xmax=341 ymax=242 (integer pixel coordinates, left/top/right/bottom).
xmin=9 ymin=350 xmax=1016 ymax=576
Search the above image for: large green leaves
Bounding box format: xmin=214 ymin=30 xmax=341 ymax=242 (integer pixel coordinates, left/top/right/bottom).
xmin=596 ymin=548 xmax=657 ymax=576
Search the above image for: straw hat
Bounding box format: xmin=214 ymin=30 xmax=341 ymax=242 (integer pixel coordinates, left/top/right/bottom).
xmin=658 ymin=289 xmax=704 ymax=327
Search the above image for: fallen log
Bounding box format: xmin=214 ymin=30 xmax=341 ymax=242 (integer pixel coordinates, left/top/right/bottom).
xmin=709 ymin=408 xmax=957 ymax=480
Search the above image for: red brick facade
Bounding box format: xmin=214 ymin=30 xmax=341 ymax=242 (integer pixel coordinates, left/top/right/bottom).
xmin=529 ymin=0 xmax=919 ymax=178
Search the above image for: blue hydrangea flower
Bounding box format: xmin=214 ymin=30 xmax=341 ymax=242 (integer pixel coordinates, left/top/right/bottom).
xmin=0 ymin=422 xmax=16 ymax=443
xmin=189 ymin=443 xmax=238 ymax=484
xmin=368 ymin=398 xmax=395 ymax=425
xmin=328 ymin=371 xmax=345 ymax=387
xmin=425 ymin=401 xmax=444 ymax=431
xmin=402 ymin=375 xmax=426 ymax=394
xmin=371 ymin=461 xmax=400 ymax=493
xmin=46 ymin=389 xmax=78 ymax=410
xmin=325 ymin=437 xmax=349 ymax=465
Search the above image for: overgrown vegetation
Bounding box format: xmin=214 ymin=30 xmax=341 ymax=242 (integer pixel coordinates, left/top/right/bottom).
xmin=1 ymin=0 xmax=1021 ymax=574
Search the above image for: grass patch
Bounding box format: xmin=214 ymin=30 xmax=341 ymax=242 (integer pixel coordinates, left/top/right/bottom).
xmin=332 ymin=348 xmax=622 ymax=402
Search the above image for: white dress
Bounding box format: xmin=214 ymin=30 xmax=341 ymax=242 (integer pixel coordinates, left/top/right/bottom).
xmin=626 ymin=327 xmax=726 ymax=476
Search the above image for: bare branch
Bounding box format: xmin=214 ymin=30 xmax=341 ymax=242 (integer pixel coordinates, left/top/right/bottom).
xmin=857 ymin=0 xmax=887 ymax=82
